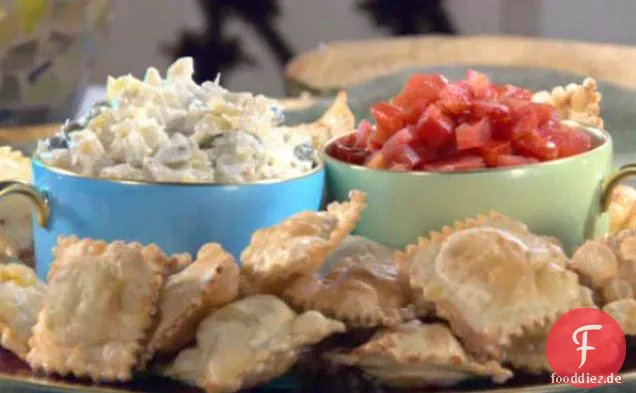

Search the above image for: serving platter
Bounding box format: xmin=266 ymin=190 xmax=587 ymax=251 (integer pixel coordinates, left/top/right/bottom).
xmin=2 ymin=65 xmax=636 ymax=393
xmin=1 ymin=347 xmax=635 ymax=393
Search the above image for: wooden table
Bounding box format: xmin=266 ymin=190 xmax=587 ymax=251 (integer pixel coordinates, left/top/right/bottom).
xmin=0 ymin=86 xmax=107 ymax=149
xmin=0 ymin=123 xmax=61 ymax=147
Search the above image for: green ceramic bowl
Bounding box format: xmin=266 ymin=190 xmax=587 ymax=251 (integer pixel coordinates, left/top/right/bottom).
xmin=323 ymin=122 xmax=636 ymax=254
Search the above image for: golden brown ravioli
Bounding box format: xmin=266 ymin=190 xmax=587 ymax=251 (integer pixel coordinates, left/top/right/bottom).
xmin=284 ymin=236 xmax=413 ymax=327
xmin=608 ymin=185 xmax=636 ymax=235
xmin=570 ymin=229 xmax=636 ymax=304
xmin=240 ymin=190 xmax=366 ymax=296
xmin=396 ymin=212 xmax=593 ymax=358
xmin=160 ymin=295 xmax=345 ymax=393
xmin=296 ymin=91 xmax=355 ymax=149
xmin=603 ymin=298 xmax=636 ymax=335
xmin=0 ymin=264 xmax=46 ymax=360
xmin=27 ymin=238 xmax=163 ymax=382
xmin=142 ymin=243 xmax=239 ymax=366
xmin=532 ymin=77 xmax=603 ymax=129
xmin=327 ymin=321 xmax=512 ymax=387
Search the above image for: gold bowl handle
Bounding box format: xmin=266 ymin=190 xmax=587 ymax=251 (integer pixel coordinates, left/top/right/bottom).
xmin=601 ymin=164 xmax=636 ymax=213
xmin=0 ymin=181 xmax=50 ymax=228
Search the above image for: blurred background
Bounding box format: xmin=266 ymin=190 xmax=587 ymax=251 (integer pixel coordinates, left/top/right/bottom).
xmin=97 ymin=0 xmax=634 ymax=96
xmin=1 ymin=0 xmax=636 ymax=126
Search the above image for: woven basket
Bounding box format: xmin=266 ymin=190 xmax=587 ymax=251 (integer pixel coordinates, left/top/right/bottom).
xmin=285 ymin=35 xmax=636 ymax=96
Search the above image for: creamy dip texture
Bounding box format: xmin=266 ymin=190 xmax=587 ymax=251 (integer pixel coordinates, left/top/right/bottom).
xmin=36 ymin=57 xmax=317 ymax=183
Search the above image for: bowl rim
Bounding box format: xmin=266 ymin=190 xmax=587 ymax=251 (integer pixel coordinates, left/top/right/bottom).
xmin=30 ymin=157 xmax=324 ymax=187
xmin=322 ymin=121 xmax=611 ymax=176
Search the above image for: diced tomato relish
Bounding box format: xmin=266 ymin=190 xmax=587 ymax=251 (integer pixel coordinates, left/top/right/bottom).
xmin=327 ymin=70 xmax=596 ymax=172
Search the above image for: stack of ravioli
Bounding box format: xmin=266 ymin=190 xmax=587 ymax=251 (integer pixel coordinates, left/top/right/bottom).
xmin=1 ymin=186 xmax=636 ymax=393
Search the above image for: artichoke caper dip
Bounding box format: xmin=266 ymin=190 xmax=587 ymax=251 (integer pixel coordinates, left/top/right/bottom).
xmin=35 ymin=57 xmax=319 ymax=183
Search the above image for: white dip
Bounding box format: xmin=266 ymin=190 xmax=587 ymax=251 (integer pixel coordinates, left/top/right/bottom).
xmin=35 ymin=57 xmax=316 ymax=183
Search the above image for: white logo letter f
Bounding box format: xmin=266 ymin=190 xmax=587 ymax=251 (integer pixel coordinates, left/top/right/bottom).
xmin=572 ymin=324 xmax=603 ymax=368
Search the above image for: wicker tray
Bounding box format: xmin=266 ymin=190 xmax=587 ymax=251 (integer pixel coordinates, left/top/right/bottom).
xmin=285 ymin=35 xmax=636 ymax=96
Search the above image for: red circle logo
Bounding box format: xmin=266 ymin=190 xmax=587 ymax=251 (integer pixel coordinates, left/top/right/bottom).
xmin=546 ymin=308 xmax=626 ymax=388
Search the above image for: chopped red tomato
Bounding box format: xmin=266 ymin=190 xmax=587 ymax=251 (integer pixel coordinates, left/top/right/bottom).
xmin=369 ymin=127 xmax=392 ymax=146
xmin=411 ymin=145 xmax=439 ymax=167
xmin=392 ymin=74 xmax=447 ymax=110
xmin=382 ymin=127 xmax=416 ymax=156
xmin=392 ymin=74 xmax=447 ymax=124
xmin=327 ymin=141 xmax=369 ymax=165
xmin=466 ymin=70 xmax=496 ymax=100
xmin=456 ymin=118 xmax=492 ymax=150
xmin=325 ymin=135 xmax=353 ymax=157
xmin=380 ymin=128 xmax=421 ymax=169
xmin=415 ymin=105 xmax=454 ymax=148
xmin=471 ymin=100 xmax=511 ymax=123
xmin=366 ymin=151 xmax=387 ymax=169
xmin=548 ymin=126 xmax=593 ymax=158
xmin=352 ymin=119 xmax=373 ymax=149
xmin=503 ymin=98 xmax=531 ymax=122
xmin=479 ymin=141 xmax=512 ymax=166
xmin=399 ymin=99 xmax=428 ymax=124
xmin=537 ymin=119 xmax=560 ymax=136
xmin=510 ymin=111 xmax=539 ymax=140
xmin=424 ymin=154 xmax=486 ymax=172
xmin=531 ymin=103 xmax=560 ymax=125
xmin=370 ymin=101 xmax=406 ymax=145
xmin=385 ymin=144 xmax=421 ymax=169
xmin=513 ymin=131 xmax=558 ymax=161
xmin=497 ymin=84 xmax=533 ymax=100
xmin=326 ymin=72 xmax=594 ymax=171
xmin=495 ymin=154 xmax=539 ymax=167
xmin=439 ymin=81 xmax=474 ymax=115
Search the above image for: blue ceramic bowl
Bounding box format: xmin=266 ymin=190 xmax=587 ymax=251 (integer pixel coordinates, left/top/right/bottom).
xmin=0 ymin=159 xmax=325 ymax=280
